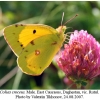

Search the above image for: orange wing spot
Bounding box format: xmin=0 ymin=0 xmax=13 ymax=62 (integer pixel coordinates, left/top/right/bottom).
xmin=51 ymin=41 xmax=57 ymax=45
xmin=35 ymin=50 xmax=40 ymax=55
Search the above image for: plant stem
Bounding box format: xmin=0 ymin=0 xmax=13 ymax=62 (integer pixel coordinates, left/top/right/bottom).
xmin=76 ymin=83 xmax=81 ymax=89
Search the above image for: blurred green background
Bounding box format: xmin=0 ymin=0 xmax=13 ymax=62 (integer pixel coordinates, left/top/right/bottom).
xmin=0 ymin=1 xmax=100 ymax=89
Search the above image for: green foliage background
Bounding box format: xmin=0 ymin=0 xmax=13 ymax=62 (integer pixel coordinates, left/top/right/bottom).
xmin=0 ymin=1 xmax=100 ymax=89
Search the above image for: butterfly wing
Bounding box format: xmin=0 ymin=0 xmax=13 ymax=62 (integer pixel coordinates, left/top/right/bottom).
xmin=4 ymin=24 xmax=64 ymax=75
xmin=3 ymin=24 xmax=25 ymax=56
xmin=18 ymin=33 xmax=63 ymax=75
xmin=3 ymin=24 xmax=57 ymax=57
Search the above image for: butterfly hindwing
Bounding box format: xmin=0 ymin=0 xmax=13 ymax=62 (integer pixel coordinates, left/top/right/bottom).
xmin=18 ymin=34 xmax=62 ymax=75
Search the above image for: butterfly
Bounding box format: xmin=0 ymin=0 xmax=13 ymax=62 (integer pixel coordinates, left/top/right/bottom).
xmin=3 ymin=13 xmax=77 ymax=75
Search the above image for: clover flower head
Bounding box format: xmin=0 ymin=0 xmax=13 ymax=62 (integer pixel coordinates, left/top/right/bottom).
xmin=57 ymin=30 xmax=100 ymax=83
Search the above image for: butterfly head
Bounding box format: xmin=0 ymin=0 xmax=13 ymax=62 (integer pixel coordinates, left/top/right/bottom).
xmin=56 ymin=25 xmax=67 ymax=34
xmin=56 ymin=13 xmax=78 ymax=36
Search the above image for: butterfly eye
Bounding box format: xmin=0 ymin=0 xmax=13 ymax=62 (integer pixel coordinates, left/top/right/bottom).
xmin=33 ymin=30 xmax=36 ymax=34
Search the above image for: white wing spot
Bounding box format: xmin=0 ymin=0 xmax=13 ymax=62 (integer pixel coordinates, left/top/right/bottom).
xmin=35 ymin=50 xmax=40 ymax=55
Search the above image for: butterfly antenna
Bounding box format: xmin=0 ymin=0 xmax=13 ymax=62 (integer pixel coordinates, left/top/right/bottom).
xmin=63 ymin=14 xmax=78 ymax=26
xmin=61 ymin=12 xmax=65 ymax=26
